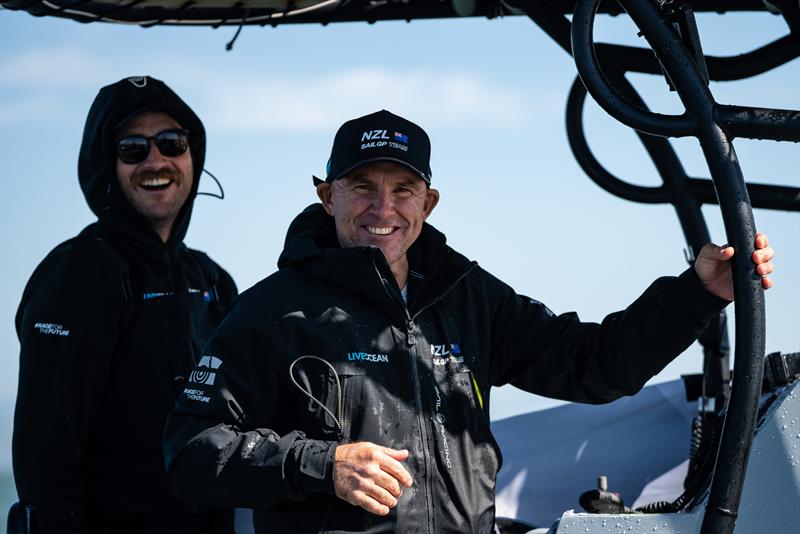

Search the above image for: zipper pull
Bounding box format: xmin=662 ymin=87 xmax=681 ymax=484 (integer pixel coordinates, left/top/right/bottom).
xmin=407 ymin=321 xmax=416 ymax=346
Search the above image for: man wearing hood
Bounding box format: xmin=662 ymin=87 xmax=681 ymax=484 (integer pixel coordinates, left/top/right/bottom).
xmin=12 ymin=76 xmax=237 ymax=533
xmin=163 ymin=110 xmax=773 ymax=533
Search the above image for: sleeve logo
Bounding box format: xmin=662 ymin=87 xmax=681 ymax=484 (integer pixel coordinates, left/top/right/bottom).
xmin=189 ymin=355 xmax=222 ymax=385
xmin=34 ymin=322 xmax=70 ymax=336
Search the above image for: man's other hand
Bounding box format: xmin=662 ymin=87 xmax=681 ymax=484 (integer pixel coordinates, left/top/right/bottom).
xmin=695 ymin=232 xmax=774 ymax=301
xmin=333 ymin=442 xmax=414 ymax=516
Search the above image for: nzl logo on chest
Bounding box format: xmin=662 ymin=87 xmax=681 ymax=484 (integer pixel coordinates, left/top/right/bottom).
xmin=346 ymin=351 xmax=389 ymax=363
xmin=431 ymin=343 xmax=465 ymax=366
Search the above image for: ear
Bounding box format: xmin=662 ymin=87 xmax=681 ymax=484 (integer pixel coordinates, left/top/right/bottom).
xmin=423 ymin=188 xmax=440 ymax=219
xmin=316 ymin=182 xmax=334 ymax=216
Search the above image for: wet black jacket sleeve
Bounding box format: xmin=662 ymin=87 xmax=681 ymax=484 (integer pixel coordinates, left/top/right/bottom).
xmin=487 ymin=267 xmax=729 ymax=403
xmin=163 ymin=300 xmax=337 ymax=510
xmin=13 ymin=245 xmax=121 ymax=533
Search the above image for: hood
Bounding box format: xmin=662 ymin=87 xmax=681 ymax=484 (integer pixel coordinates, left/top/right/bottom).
xmin=78 ymin=75 xmax=206 ymax=251
xmin=277 ymin=204 xmax=340 ymax=270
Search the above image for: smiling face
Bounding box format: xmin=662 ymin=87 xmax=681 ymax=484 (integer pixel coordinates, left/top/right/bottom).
xmin=115 ymin=111 xmax=193 ymax=242
xmin=317 ymin=161 xmax=439 ymax=288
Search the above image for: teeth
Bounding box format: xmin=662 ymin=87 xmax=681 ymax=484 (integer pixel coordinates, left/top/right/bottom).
xmin=366 ymin=226 xmax=393 ymax=235
xmin=141 ymin=177 xmax=171 ymax=187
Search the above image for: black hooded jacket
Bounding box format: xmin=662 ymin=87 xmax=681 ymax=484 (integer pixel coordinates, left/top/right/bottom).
xmin=163 ymin=203 xmax=727 ymax=533
xmin=12 ymin=76 xmax=238 ymax=533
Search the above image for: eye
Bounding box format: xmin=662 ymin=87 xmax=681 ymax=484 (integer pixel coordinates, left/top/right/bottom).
xmin=395 ymin=186 xmax=414 ymax=196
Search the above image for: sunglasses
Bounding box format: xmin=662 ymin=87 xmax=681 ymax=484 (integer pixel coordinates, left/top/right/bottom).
xmin=116 ymin=129 xmax=189 ymax=164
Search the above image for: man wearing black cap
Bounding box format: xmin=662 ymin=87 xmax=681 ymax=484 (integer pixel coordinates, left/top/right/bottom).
xmin=12 ymin=76 xmax=237 ymax=533
xmin=164 ymin=110 xmax=774 ymax=533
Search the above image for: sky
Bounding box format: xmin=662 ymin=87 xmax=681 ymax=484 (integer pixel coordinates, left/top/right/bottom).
xmin=0 ymin=4 xmax=798 ymax=502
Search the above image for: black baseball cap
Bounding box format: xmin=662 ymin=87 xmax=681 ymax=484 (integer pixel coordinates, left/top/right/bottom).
xmin=313 ymin=110 xmax=432 ymax=186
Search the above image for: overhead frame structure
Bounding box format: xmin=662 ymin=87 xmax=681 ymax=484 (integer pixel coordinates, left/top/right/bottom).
xmin=0 ymin=0 xmax=776 ymax=26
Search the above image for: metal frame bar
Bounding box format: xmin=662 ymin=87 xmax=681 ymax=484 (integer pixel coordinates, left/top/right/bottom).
xmin=571 ymin=1 xmax=778 ymax=532
xmin=570 ymin=1 xmax=799 ymax=142
xmin=0 ymin=0 xmax=774 ymax=26
xmin=518 ymin=7 xmax=797 ymax=520
xmin=565 ymin=79 xmax=800 ymax=212
xmin=517 ymin=0 xmax=735 ymax=450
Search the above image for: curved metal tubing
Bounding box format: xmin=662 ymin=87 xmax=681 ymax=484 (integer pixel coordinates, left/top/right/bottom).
xmin=567 ymin=78 xmax=800 ymax=212
xmin=594 ymin=34 xmax=800 ymax=81
xmin=588 ymin=1 xmax=767 ymax=533
xmin=566 ymin=77 xmax=669 ymax=204
xmin=571 ymin=0 xmax=698 ymax=137
xmin=516 ymin=0 xmax=799 ymax=83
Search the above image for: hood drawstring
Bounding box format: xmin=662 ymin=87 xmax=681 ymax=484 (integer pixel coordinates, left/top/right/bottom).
xmin=196 ymin=169 xmax=225 ymax=200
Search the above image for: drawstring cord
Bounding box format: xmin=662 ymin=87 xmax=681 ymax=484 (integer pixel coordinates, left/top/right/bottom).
xmin=197 ymin=168 xmax=225 ymax=199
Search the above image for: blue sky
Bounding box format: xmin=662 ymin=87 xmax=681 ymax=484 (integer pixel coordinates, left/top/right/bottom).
xmin=1 ymin=7 xmax=798 ymax=487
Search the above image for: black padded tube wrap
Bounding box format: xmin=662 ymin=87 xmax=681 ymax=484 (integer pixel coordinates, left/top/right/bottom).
xmin=572 ymin=1 xmax=768 ymax=532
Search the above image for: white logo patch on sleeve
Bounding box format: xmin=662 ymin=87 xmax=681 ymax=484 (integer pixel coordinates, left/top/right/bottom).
xmin=34 ymin=322 xmax=70 ymax=336
xmin=189 ymin=355 xmax=222 ymax=385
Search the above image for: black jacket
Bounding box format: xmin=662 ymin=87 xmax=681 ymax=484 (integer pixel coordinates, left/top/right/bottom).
xmin=12 ymin=76 xmax=237 ymax=534
xmin=164 ymin=203 xmax=726 ymax=533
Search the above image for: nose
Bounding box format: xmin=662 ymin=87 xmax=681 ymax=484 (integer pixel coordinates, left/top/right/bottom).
xmin=140 ymin=140 xmax=170 ymax=168
xmin=371 ymin=186 xmax=395 ymax=218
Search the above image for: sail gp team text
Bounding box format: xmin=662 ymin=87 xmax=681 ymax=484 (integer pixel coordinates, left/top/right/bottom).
xmin=361 ymin=141 xmax=408 ymax=151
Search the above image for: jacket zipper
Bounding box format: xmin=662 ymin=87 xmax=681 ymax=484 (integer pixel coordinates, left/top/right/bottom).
xmin=407 ymin=261 xmax=477 ymax=534
xmin=338 ymin=376 xmax=348 ymax=436
xmin=369 ymin=252 xmax=433 ymax=534
xmin=405 ymin=317 xmax=434 ymax=534
xmin=373 ymin=252 xmax=477 ymax=534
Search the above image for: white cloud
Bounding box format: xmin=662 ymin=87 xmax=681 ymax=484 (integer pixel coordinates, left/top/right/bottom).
xmin=1 ymin=47 xmax=107 ymax=88
xmin=198 ymin=66 xmax=532 ymax=132
xmin=0 ymin=45 xmax=535 ymax=131
xmin=0 ymin=94 xmax=77 ymax=123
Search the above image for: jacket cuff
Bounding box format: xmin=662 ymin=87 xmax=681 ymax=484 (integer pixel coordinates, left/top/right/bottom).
xmin=663 ymin=267 xmax=729 ymax=326
xmin=295 ymin=440 xmax=337 ymax=496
